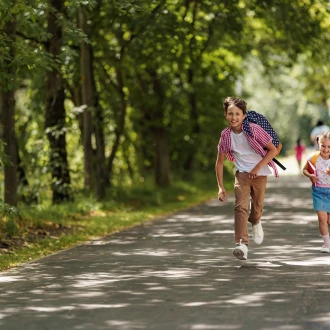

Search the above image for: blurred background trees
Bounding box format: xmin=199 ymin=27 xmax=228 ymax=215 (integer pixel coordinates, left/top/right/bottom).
xmin=1 ymin=0 xmax=330 ymax=206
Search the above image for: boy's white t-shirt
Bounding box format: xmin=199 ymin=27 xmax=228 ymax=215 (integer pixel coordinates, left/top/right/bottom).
xmin=231 ymin=130 xmax=272 ymax=176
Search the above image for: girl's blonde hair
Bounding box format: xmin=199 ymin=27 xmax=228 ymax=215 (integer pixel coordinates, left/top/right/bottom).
xmin=318 ymin=131 xmax=330 ymax=145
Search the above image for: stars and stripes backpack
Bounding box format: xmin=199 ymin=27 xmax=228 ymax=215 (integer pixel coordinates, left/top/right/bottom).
xmin=242 ymin=111 xmax=286 ymax=170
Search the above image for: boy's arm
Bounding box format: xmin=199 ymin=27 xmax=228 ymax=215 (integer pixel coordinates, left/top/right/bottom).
xmin=249 ymin=142 xmax=278 ymax=178
xmin=215 ymin=152 xmax=226 ymax=201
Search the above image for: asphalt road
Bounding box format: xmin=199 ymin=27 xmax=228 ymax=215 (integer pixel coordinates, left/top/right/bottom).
xmin=1 ymin=173 xmax=329 ymax=330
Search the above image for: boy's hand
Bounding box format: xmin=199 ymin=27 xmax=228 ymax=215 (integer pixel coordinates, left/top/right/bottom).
xmin=218 ymin=189 xmax=226 ymax=202
xmin=249 ymin=165 xmax=260 ymax=179
xmin=326 ymin=166 xmax=330 ymax=175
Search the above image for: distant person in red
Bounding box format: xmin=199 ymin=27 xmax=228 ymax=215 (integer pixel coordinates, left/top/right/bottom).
xmin=294 ymin=138 xmax=306 ymax=172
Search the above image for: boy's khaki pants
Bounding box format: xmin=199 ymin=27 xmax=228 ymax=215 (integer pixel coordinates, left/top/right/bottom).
xmin=234 ymin=172 xmax=268 ymax=245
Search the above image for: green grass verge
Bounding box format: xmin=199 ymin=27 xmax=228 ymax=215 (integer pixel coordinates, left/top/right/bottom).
xmin=0 ymin=172 xmax=233 ymax=272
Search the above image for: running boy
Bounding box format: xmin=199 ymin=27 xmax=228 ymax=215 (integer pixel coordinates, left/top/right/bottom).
xmin=215 ymin=97 xmax=278 ymax=260
xmin=302 ymin=131 xmax=330 ymax=253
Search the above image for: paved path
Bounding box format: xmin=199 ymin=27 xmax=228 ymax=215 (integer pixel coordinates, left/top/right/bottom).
xmin=1 ymin=174 xmax=330 ymax=330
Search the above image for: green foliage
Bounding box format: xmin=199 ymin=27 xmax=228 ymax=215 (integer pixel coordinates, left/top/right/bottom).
xmin=0 ymin=199 xmax=20 ymax=237
xmin=67 ymin=0 xmax=97 ymax=7
xmin=2 ymin=0 xmax=330 ymax=234
xmin=242 ymin=56 xmax=328 ymax=154
xmin=0 ymin=199 xmax=19 ymax=218
xmin=0 ymin=140 xmax=11 ymax=169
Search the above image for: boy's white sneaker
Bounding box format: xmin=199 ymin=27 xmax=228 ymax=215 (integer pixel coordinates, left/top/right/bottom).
xmin=252 ymin=222 xmax=264 ymax=245
xmin=320 ymin=245 xmax=330 ymax=253
xmin=233 ymin=243 xmax=248 ymax=260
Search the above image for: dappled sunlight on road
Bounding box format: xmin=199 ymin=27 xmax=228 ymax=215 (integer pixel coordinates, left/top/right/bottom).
xmin=0 ymin=175 xmax=329 ymax=330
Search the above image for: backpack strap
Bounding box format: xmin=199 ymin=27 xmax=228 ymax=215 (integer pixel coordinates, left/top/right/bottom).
xmin=244 ymin=111 xmax=281 ymax=148
xmin=310 ymin=151 xmax=320 ymax=166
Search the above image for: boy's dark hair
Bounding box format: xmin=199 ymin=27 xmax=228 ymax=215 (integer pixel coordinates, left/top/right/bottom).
xmin=223 ymin=97 xmax=247 ymax=114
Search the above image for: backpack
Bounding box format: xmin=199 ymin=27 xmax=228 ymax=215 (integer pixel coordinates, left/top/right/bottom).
xmin=307 ymin=151 xmax=320 ymax=186
xmin=242 ymin=110 xmax=285 ymax=170
xmin=309 ymin=151 xmax=320 ymax=167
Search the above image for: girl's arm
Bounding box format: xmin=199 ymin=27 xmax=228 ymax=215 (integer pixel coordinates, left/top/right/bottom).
xmin=249 ymin=142 xmax=278 ymax=178
xmin=215 ymin=152 xmax=226 ymax=201
xmin=303 ymin=161 xmax=318 ymax=184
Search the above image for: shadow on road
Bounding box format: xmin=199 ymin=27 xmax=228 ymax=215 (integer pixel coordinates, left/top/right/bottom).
xmin=0 ymin=175 xmax=329 ymax=330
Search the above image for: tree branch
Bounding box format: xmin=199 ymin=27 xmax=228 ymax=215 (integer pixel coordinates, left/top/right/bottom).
xmin=120 ymin=0 xmax=166 ymax=57
xmin=101 ymin=62 xmax=119 ymax=91
xmin=16 ymin=31 xmax=45 ymax=47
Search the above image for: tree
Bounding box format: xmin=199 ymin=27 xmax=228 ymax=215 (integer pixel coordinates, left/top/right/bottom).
xmin=0 ymin=14 xmax=18 ymax=206
xmin=45 ymin=0 xmax=72 ymax=203
xmin=78 ymin=9 xmax=95 ymax=193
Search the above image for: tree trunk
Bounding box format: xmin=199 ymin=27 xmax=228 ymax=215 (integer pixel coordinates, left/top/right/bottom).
xmin=135 ymin=69 xmax=171 ymax=185
xmin=122 ymin=136 xmax=134 ymax=181
xmin=1 ymin=19 xmax=18 ymax=206
xmin=1 ymin=88 xmax=18 ymax=206
xmin=45 ymin=0 xmax=72 ymax=203
xmin=183 ymin=68 xmax=200 ymax=175
xmin=149 ymin=69 xmax=171 ymax=186
xmin=72 ymin=87 xmax=84 ymax=139
xmin=184 ymin=3 xmax=199 ymax=175
xmin=94 ymin=106 xmax=106 ymax=199
xmin=107 ymin=67 xmax=127 ymax=185
xmin=153 ymin=128 xmax=170 ymax=186
xmin=16 ymin=138 xmax=37 ymax=203
xmin=91 ymin=50 xmax=106 ymax=199
xmin=79 ymin=9 xmax=94 ymax=192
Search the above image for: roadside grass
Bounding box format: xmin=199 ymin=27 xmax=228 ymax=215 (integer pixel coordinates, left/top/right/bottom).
xmin=0 ymin=172 xmax=233 ymax=272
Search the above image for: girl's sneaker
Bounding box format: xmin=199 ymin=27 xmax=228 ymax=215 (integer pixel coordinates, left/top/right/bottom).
xmin=233 ymin=243 xmax=248 ymax=260
xmin=320 ymin=245 xmax=330 ymax=253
